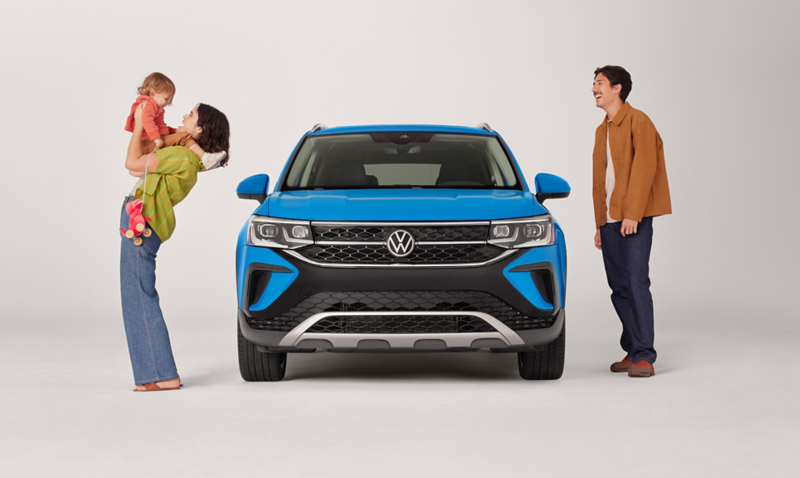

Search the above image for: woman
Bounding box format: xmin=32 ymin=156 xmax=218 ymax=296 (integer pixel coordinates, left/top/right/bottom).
xmin=121 ymin=102 xmax=230 ymax=392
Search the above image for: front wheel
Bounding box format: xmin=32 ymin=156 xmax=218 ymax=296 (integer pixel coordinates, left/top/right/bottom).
xmin=517 ymin=321 xmax=565 ymax=380
xmin=238 ymin=322 xmax=287 ymax=381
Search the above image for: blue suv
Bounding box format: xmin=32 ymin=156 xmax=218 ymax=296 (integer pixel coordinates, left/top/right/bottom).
xmin=235 ymin=124 xmax=570 ymax=381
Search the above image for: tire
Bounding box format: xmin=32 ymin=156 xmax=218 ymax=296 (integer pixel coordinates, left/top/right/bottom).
xmin=517 ymin=320 xmax=565 ymax=380
xmin=238 ymin=322 xmax=287 ymax=382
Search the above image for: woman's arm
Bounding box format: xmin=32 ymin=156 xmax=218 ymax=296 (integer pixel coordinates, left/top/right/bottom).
xmin=126 ymin=103 xmax=160 ymax=173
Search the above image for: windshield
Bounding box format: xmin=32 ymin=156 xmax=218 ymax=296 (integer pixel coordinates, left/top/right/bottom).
xmin=281 ymin=132 xmax=521 ymax=190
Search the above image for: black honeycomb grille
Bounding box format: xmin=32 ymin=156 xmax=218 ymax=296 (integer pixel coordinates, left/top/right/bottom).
xmin=313 ymin=224 xmax=488 ymax=242
xmin=297 ymin=244 xmax=504 ymax=264
xmin=245 ymin=315 xmax=304 ymax=333
xmin=245 ymin=291 xmax=556 ymax=332
xmin=306 ymin=315 xmax=495 ymax=334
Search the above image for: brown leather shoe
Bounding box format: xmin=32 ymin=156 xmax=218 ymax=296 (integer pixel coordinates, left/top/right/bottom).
xmin=627 ymin=360 xmax=655 ymax=377
xmin=610 ymin=355 xmax=633 ymax=372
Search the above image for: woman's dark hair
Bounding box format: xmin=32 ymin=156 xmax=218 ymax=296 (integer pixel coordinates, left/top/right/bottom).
xmin=195 ymin=103 xmax=231 ymax=167
xmin=594 ymin=65 xmax=633 ymax=102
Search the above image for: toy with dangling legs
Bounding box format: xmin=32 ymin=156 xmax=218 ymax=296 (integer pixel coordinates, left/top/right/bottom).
xmin=119 ymin=141 xmax=156 ymax=246
xmin=119 ymin=198 xmax=152 ymax=246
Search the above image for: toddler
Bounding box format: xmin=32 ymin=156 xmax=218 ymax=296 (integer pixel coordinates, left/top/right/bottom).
xmin=124 ymin=72 xmax=223 ymax=168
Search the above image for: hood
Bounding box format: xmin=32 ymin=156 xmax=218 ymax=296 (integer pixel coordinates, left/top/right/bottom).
xmin=258 ymin=189 xmax=545 ymax=221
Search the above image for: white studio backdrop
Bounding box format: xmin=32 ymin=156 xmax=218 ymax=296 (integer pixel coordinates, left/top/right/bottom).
xmin=0 ymin=0 xmax=797 ymax=333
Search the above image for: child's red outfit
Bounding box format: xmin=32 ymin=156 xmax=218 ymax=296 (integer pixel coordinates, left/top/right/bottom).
xmin=124 ymin=95 xmax=174 ymax=141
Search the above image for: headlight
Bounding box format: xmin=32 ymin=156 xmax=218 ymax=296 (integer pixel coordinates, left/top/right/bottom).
xmin=488 ymin=216 xmax=553 ymax=248
xmin=248 ymin=216 xmax=313 ymax=249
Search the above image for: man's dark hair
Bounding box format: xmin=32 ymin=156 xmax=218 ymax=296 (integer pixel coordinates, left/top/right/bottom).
xmin=594 ymin=65 xmax=633 ymax=102
xmin=196 ymin=103 xmax=231 ymax=167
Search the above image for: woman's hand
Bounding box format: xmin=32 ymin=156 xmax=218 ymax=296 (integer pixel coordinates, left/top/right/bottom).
xmin=126 ymin=103 xmax=160 ymax=172
xmin=133 ymin=102 xmax=147 ymax=128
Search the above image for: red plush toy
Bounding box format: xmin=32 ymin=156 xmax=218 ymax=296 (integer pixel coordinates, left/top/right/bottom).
xmin=119 ymin=199 xmax=152 ymax=246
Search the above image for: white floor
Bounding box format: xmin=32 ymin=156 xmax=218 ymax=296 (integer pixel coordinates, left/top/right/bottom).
xmin=2 ymin=301 xmax=797 ymax=478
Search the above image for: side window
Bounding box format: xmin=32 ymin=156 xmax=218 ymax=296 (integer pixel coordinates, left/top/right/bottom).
xmin=299 ymin=151 xmax=318 ymax=187
xmin=487 ymin=139 xmax=517 ymax=187
xmin=484 ymin=152 xmax=505 ymax=186
xmin=285 ymin=137 xmax=318 ymax=188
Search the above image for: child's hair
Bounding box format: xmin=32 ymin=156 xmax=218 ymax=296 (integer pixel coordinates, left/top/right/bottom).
xmin=137 ymin=72 xmax=176 ymax=97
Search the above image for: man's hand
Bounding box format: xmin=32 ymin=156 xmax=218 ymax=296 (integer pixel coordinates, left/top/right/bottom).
xmin=620 ymin=218 xmax=638 ymax=237
xmin=594 ymin=229 xmax=602 ymax=250
xmin=153 ymin=138 xmax=164 ymax=150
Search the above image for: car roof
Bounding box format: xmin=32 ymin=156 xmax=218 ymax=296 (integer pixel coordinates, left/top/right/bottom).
xmin=307 ymin=124 xmax=497 ymax=136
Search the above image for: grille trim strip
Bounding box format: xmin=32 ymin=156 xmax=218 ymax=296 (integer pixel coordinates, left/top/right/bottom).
xmin=416 ymin=241 xmax=486 ymax=246
xmin=314 ymin=241 xmax=385 ymax=246
xmin=285 ymin=248 xmax=517 ymax=268
xmin=279 ymin=311 xmax=525 ymax=347
xmin=313 ymin=240 xmax=488 ymax=246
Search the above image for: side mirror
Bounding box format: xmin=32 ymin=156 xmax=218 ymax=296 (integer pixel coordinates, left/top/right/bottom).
xmin=534 ymin=173 xmax=570 ymax=204
xmin=237 ymin=174 xmax=270 ymax=204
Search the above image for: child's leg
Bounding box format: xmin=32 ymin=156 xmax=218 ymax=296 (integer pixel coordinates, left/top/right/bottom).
xmin=140 ymin=138 xmax=158 ymax=153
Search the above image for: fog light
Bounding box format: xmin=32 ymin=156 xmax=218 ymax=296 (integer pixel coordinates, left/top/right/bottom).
xmin=292 ymin=225 xmax=309 ymax=238
xmin=258 ymin=224 xmax=279 ymax=238
xmin=493 ymin=225 xmax=510 ymax=238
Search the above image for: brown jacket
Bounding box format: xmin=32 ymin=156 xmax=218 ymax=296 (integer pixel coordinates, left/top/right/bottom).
xmin=592 ymin=102 xmax=672 ymax=228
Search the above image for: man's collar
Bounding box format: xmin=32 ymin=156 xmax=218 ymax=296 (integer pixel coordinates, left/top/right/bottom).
xmin=608 ymin=102 xmax=632 ymax=125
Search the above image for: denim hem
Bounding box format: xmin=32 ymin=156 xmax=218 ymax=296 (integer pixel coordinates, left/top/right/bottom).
xmin=631 ymin=356 xmax=656 ymax=365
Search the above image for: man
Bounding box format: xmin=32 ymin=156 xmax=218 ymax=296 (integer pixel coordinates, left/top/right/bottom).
xmin=591 ymin=65 xmax=671 ymax=378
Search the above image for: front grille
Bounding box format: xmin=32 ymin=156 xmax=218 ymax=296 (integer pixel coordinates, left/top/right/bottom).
xmin=245 ymin=291 xmax=556 ymax=332
xmin=306 ymin=315 xmax=496 ymax=334
xmin=313 ymin=224 xmax=488 ymax=242
xmin=297 ymin=244 xmax=505 ymax=264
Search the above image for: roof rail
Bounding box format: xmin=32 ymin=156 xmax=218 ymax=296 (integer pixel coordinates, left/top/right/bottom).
xmin=310 ymin=123 xmax=328 ymax=133
xmin=476 ymin=123 xmax=493 ymax=133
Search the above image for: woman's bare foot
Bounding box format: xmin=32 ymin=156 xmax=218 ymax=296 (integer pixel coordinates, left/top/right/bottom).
xmin=134 ymin=377 xmax=181 ymax=391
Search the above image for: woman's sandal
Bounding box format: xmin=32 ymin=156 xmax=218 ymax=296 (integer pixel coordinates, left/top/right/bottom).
xmin=133 ymin=381 xmax=181 ymax=392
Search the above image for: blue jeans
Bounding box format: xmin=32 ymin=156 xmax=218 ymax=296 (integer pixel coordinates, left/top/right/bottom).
xmin=600 ymin=217 xmax=656 ymax=364
xmin=119 ymin=196 xmax=178 ymax=385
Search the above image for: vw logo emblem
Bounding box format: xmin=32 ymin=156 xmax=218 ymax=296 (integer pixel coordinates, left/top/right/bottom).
xmin=386 ymin=230 xmax=415 ymax=257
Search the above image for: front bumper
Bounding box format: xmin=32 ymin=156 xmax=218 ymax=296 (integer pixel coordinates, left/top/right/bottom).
xmin=239 ymin=308 xmax=564 ymax=352
xmin=237 ymin=243 xmax=566 ymax=352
